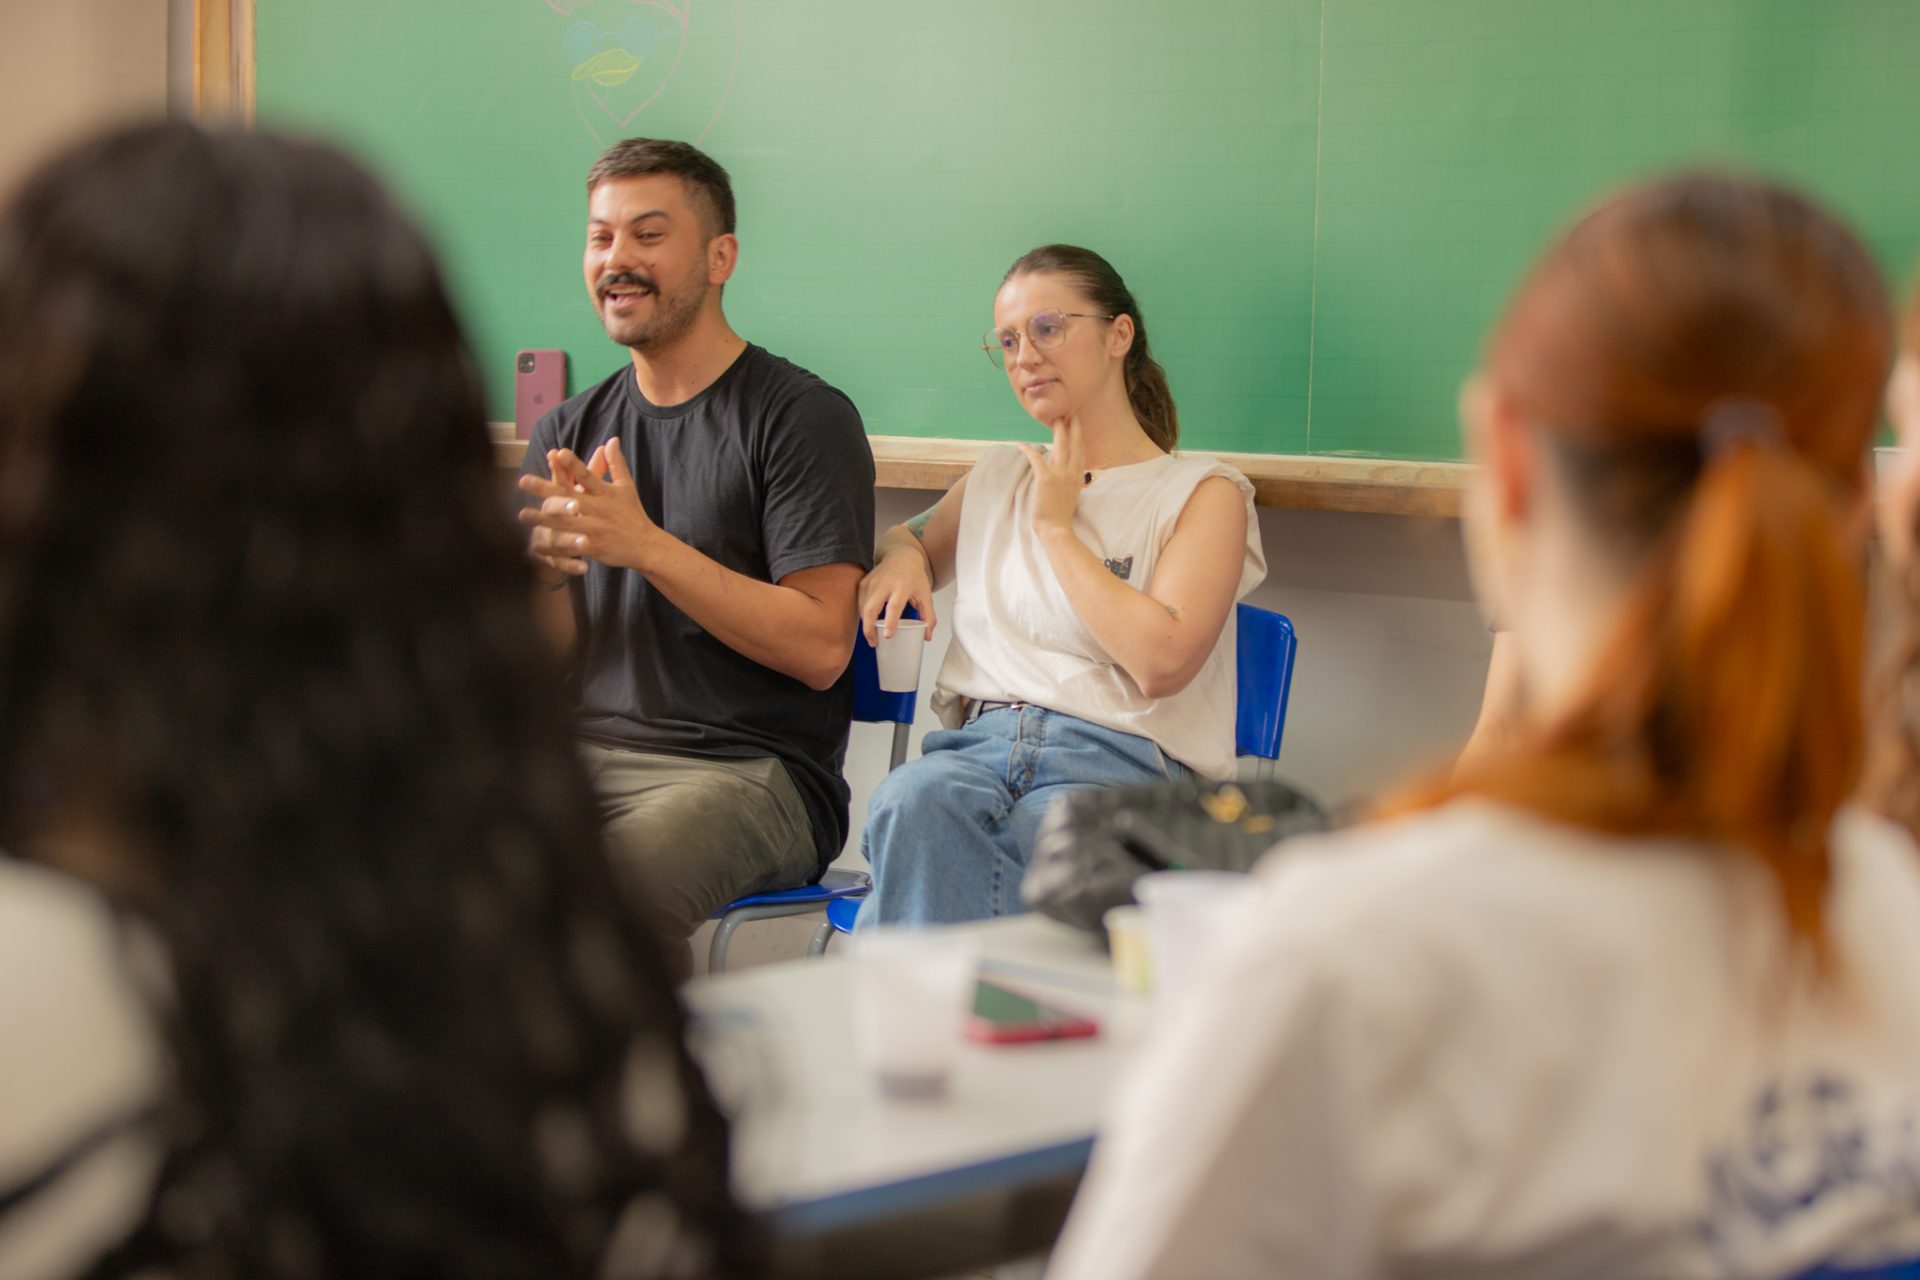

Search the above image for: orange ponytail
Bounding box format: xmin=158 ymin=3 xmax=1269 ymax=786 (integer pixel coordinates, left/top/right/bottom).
xmin=1671 ymin=440 xmax=1864 ymax=945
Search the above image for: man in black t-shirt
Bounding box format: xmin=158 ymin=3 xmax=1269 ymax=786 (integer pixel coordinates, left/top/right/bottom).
xmin=518 ymin=139 xmax=874 ymax=960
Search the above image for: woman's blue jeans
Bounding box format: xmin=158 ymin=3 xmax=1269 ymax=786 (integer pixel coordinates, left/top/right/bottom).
xmin=860 ymin=705 xmax=1187 ymax=928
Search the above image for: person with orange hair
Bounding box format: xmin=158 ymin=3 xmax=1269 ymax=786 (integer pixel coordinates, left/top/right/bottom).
xmin=1047 ymin=174 xmax=1920 ymax=1279
xmin=1866 ymin=315 xmax=1920 ymax=841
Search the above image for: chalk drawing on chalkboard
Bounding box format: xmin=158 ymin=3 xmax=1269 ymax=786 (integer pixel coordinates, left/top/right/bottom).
xmin=551 ymin=0 xmax=741 ymax=146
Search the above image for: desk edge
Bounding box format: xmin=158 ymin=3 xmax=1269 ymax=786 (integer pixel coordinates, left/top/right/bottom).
xmin=762 ymin=1136 xmax=1094 ymax=1237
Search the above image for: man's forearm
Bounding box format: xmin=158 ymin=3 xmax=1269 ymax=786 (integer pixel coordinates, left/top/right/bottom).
xmin=636 ymin=533 xmax=856 ymax=691
xmin=518 ymin=439 xmax=857 ymax=689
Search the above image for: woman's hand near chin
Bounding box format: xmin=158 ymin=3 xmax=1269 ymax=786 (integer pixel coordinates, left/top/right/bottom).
xmin=1015 ymin=416 xmax=1086 ymax=538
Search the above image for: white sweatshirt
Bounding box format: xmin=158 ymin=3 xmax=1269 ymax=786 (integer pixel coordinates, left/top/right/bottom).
xmin=1049 ymin=802 xmax=1920 ymax=1280
xmin=0 ymin=861 xmax=159 ymax=1280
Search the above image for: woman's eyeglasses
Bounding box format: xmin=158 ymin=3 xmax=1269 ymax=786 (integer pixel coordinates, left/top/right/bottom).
xmin=982 ymin=310 xmax=1116 ymax=368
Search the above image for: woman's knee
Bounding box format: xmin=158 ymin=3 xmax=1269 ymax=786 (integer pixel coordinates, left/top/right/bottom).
xmin=869 ymin=756 xmax=991 ymax=823
xmin=865 ymin=759 xmax=1008 ymax=874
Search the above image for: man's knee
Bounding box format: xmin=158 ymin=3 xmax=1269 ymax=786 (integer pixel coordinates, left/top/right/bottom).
xmin=596 ymin=754 xmax=813 ymax=938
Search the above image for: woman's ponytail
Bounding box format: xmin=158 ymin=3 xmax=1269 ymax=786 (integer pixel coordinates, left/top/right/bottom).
xmin=1124 ymin=337 xmax=1179 ymax=452
xmin=1664 ymin=430 xmax=1865 ymax=953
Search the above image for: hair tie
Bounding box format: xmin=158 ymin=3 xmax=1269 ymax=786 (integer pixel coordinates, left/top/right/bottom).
xmin=1701 ymin=396 xmax=1785 ymax=457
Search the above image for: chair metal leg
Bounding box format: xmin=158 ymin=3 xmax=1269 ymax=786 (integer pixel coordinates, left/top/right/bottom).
xmin=806 ymin=920 xmax=835 ymax=956
xmin=708 ymin=915 xmax=744 ymax=975
xmin=708 ymin=900 xmax=852 ymax=974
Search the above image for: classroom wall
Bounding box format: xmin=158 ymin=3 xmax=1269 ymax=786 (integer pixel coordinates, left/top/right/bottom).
xmin=0 ymin=0 xmax=171 ymax=199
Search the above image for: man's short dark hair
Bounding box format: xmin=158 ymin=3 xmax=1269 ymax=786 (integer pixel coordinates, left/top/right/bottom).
xmin=585 ymin=138 xmax=736 ymax=239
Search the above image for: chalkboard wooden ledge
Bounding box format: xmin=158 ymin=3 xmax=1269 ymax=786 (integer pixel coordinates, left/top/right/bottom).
xmin=492 ymin=436 xmax=1472 ymax=518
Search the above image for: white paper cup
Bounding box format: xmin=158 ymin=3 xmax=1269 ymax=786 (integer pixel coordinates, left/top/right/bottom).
xmin=874 ymin=618 xmax=928 ymax=692
xmin=848 ymin=927 xmax=976 ymax=1100
xmin=1133 ymin=871 xmax=1255 ymax=1009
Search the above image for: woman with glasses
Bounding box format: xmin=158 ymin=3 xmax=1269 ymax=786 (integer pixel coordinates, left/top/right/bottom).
xmin=1046 ymin=174 xmax=1920 ymax=1279
xmin=854 ymin=244 xmax=1265 ymax=926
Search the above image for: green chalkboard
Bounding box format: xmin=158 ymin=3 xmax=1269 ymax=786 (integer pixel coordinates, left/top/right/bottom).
xmin=256 ymin=0 xmax=1920 ymax=461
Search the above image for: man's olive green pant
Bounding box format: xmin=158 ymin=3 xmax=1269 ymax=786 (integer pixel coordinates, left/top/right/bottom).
xmin=578 ymin=743 xmax=818 ymax=972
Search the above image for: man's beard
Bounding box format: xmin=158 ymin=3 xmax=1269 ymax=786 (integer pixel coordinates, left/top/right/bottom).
xmin=597 ymin=270 xmax=706 ymax=352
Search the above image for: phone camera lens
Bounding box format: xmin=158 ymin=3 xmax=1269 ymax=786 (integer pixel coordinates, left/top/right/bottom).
xmin=517 ymin=354 xmax=535 ymax=373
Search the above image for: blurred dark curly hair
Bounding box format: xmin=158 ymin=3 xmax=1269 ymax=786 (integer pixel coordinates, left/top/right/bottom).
xmin=0 ymin=120 xmax=756 ymax=1278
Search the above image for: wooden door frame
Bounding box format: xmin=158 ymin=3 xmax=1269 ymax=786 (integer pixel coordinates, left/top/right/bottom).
xmin=192 ymin=0 xmax=254 ymax=121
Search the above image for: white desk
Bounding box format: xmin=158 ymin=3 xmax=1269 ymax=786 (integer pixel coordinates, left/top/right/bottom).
xmin=684 ymin=915 xmax=1145 ymax=1255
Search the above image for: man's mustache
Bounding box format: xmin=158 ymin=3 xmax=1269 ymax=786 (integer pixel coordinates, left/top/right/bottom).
xmin=598 ymin=272 xmax=657 ymax=298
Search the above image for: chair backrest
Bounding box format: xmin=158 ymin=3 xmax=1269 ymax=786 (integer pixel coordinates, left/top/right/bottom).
xmin=850 ymin=617 xmax=920 ymax=772
xmin=1235 ymin=603 xmax=1297 ymax=762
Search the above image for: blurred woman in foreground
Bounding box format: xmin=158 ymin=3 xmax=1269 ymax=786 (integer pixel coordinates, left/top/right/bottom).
xmin=1050 ymin=174 xmax=1920 ymax=1278
xmin=0 ymin=122 xmax=751 ymax=1278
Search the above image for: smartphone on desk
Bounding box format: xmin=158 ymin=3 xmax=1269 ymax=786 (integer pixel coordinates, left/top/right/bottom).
xmin=967 ymin=978 xmax=1100 ymax=1045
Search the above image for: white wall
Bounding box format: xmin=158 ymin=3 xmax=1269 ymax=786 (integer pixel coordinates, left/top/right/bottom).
xmin=0 ymin=0 xmax=171 ymax=200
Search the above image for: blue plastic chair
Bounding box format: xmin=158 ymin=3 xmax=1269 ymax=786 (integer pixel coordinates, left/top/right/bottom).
xmin=816 ymin=602 xmax=1300 ymax=949
xmin=1234 ymin=602 xmax=1297 ymax=769
xmin=817 ymin=892 xmax=865 ymax=945
xmin=705 ymin=620 xmax=916 ymax=973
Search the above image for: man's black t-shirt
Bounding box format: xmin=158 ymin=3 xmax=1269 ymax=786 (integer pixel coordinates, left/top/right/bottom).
xmin=523 ymin=345 xmax=875 ymax=875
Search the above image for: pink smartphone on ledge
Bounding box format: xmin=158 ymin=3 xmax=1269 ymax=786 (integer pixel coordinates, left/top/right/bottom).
xmin=515 ymin=349 xmax=567 ymax=440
